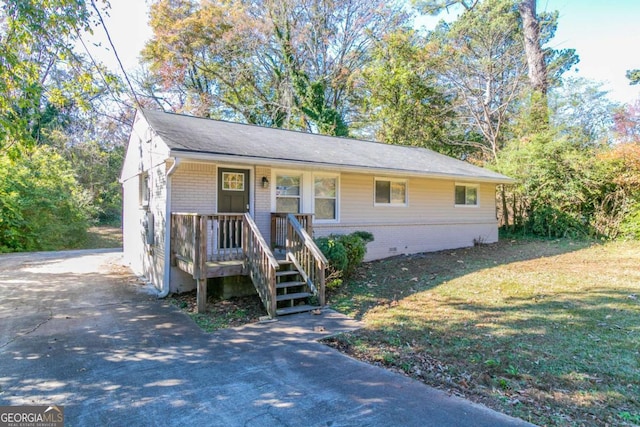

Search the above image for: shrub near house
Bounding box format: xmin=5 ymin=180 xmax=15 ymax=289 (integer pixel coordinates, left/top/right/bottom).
xmin=316 ymin=231 xmax=374 ymax=289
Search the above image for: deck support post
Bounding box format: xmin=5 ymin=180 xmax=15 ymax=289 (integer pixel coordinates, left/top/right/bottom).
xmin=196 ymin=278 xmax=207 ymax=313
xmin=195 ymin=215 xmax=208 ymax=313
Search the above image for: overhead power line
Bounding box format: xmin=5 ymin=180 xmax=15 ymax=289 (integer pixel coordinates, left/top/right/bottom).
xmin=90 ymin=0 xmax=142 ymax=108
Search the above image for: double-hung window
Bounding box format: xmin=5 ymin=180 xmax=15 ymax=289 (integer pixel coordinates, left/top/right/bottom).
xmin=455 ymin=184 xmax=478 ymax=206
xmin=375 ymin=178 xmax=407 ymax=206
xmin=275 ymin=174 xmax=301 ymax=213
xmin=314 ymin=176 xmax=338 ymax=220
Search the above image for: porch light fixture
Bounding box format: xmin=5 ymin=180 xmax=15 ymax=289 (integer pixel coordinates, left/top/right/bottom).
xmin=262 ymin=176 xmax=269 ymax=188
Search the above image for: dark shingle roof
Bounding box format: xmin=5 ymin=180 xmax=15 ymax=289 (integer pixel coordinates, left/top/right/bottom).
xmin=140 ymin=109 xmax=513 ymax=183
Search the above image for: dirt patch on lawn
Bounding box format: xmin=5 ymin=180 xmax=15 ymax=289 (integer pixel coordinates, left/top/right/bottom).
xmin=168 ymin=291 xmax=267 ymax=332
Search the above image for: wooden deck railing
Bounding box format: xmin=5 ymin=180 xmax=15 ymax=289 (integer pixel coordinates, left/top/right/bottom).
xmin=171 ymin=212 xmax=324 ymax=316
xmin=285 ymin=214 xmax=327 ymax=306
xmin=171 ymin=213 xmax=246 ymax=312
xmin=242 ymin=213 xmax=279 ymax=318
xmin=271 ymin=213 xmax=313 ymax=249
xmin=171 ymin=213 xmax=198 ymax=265
xmin=171 ymin=213 xmax=245 ymax=265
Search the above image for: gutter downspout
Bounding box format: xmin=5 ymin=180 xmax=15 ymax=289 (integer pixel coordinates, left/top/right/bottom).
xmin=158 ymin=157 xmax=181 ymax=298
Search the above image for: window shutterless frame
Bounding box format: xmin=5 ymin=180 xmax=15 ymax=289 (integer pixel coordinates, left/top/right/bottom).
xmin=313 ymin=174 xmax=339 ymax=222
xmin=454 ymin=183 xmax=479 ymax=207
xmin=374 ymin=177 xmax=407 ymax=206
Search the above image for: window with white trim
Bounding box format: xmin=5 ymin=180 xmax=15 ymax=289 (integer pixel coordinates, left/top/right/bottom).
xmin=275 ymin=174 xmax=301 ymax=213
xmin=314 ymin=175 xmax=338 ymax=220
xmin=139 ymin=172 xmax=150 ymax=207
xmin=455 ymin=184 xmax=478 ymax=206
xmin=375 ymin=178 xmax=407 ymax=205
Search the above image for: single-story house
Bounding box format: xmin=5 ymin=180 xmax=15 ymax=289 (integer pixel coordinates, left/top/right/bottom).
xmin=120 ymin=109 xmax=513 ymax=317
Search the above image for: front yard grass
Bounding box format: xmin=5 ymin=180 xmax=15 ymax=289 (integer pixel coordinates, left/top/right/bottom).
xmin=324 ymin=238 xmax=640 ymax=426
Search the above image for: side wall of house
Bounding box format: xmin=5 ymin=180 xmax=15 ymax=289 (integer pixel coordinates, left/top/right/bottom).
xmin=121 ymin=113 xmax=170 ymax=291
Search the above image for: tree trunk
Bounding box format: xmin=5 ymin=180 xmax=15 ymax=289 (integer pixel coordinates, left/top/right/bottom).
xmin=501 ymin=185 xmax=509 ymax=229
xmin=519 ymin=0 xmax=547 ymax=94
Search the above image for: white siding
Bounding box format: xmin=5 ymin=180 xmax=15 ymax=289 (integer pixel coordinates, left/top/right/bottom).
xmin=254 ymin=166 xmax=272 ymax=241
xmin=121 ymin=112 xmax=172 ymax=292
xmin=314 ymin=173 xmax=499 ymax=260
xmin=122 ymin=177 xmax=144 ymax=274
xmin=171 ymin=162 xmax=216 ymax=213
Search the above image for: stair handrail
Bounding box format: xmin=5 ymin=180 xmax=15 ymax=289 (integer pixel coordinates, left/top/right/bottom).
xmin=285 ymin=214 xmax=327 ymax=306
xmin=242 ymin=213 xmax=279 ymax=318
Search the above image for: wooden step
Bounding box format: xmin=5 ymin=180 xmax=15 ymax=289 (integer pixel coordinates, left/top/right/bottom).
xmin=276 ymin=292 xmax=311 ymax=302
xmin=276 ymin=280 xmax=306 ymax=289
xmin=276 ymin=305 xmax=321 ymax=316
xmin=277 ymin=259 xmax=293 ymax=266
xmin=276 ymin=270 xmax=299 ymax=277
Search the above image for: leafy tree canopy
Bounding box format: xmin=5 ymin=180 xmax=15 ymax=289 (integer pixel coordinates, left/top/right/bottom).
xmin=627 ymin=69 xmax=640 ymax=85
xmin=141 ymin=0 xmax=409 ymax=136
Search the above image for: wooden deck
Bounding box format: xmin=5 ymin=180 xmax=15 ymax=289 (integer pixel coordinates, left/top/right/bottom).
xmin=170 ymin=213 xmax=326 ymax=317
xmin=174 ymin=256 xmax=245 ymax=278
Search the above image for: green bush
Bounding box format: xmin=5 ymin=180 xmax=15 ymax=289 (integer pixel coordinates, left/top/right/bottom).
xmin=619 ymin=202 xmax=640 ymax=239
xmin=526 ymin=205 xmax=588 ymax=238
xmin=315 ymin=236 xmax=348 ymax=272
xmin=315 ymin=231 xmax=374 ymax=289
xmin=0 ymin=146 xmax=92 ymax=252
xmin=336 ymin=233 xmax=368 ymax=277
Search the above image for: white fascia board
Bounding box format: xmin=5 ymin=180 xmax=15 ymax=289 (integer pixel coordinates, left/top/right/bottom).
xmin=170 ymin=150 xmax=516 ymax=185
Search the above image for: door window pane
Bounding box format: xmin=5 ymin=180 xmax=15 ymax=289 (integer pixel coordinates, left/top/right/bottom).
xmin=222 ymin=172 xmax=245 ymax=191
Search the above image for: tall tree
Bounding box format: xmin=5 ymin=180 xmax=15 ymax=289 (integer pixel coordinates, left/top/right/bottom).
xmin=518 ymin=0 xmax=546 ymax=94
xmin=414 ymin=0 xmax=572 ymax=131
xmin=549 ymin=78 xmax=619 ymax=146
xmin=0 ymin=0 xmax=113 ymax=153
xmin=141 ymin=0 xmax=408 ymax=135
xmin=361 ymin=29 xmax=454 ymax=152
xmin=429 ymin=0 xmax=529 ymax=161
xmin=414 ymin=0 xmax=577 ymax=159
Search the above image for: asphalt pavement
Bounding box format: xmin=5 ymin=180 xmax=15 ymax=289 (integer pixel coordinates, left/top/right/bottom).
xmin=0 ymin=249 xmax=535 ymax=426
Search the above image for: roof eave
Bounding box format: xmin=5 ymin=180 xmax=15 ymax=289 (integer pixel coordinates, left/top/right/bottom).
xmin=169 ymin=149 xmax=516 ymax=184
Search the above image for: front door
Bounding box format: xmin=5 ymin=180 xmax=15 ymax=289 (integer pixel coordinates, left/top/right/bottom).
xmin=217 ymin=168 xmax=250 ymax=251
xmin=218 ymin=168 xmax=250 ymax=213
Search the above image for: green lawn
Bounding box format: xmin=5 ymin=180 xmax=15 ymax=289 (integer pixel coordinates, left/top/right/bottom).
xmin=81 ymin=226 xmax=122 ymax=249
xmin=325 ymin=239 xmax=640 ymax=426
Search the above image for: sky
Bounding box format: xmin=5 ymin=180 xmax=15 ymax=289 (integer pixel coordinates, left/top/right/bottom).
xmin=86 ymin=0 xmax=640 ymax=105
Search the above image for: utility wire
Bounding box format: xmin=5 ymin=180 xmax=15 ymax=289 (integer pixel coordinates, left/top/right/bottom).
xmin=76 ymin=32 xmax=134 ymax=120
xmin=90 ymin=0 xmax=142 ymax=108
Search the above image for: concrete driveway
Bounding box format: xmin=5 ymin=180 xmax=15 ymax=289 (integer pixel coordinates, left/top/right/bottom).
xmin=0 ymin=249 xmax=533 ymax=426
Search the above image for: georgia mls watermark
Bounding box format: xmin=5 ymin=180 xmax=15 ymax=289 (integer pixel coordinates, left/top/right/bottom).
xmin=0 ymin=406 xmax=64 ymax=427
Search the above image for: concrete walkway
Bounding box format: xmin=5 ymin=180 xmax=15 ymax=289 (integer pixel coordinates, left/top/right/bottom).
xmin=0 ymin=249 xmax=534 ymax=426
